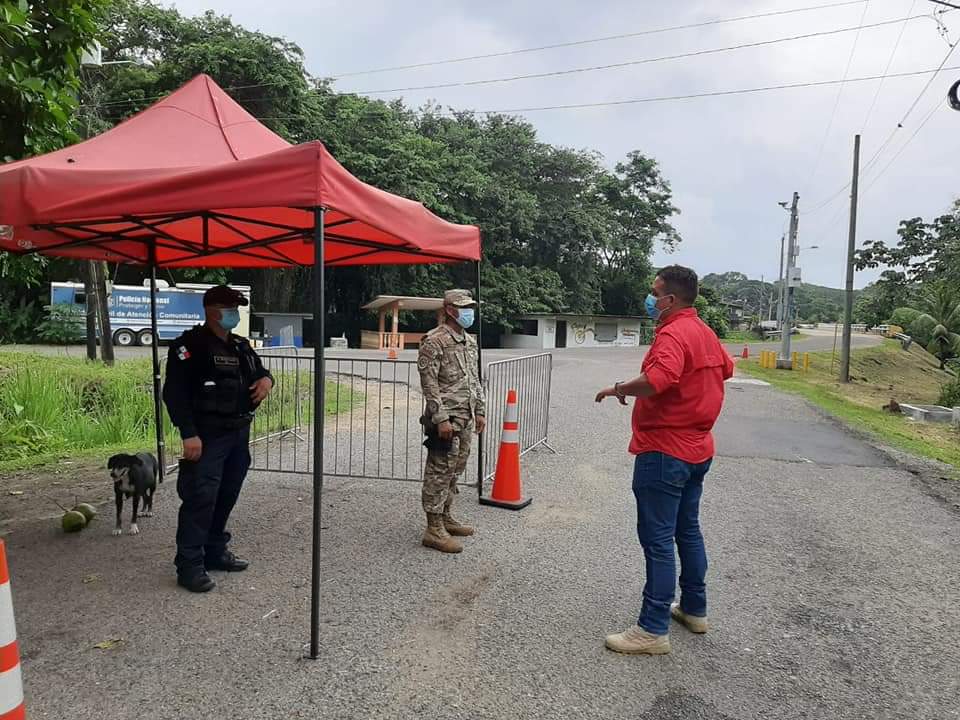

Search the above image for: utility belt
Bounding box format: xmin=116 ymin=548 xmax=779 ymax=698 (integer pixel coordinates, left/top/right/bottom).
xmin=196 ymin=412 xmax=254 ymax=435
xmin=420 ymin=414 xmax=471 ymax=453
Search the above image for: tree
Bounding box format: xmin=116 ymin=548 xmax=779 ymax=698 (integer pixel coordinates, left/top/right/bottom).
xmin=0 ymin=0 xmax=107 ymax=160
xmin=911 ymin=283 xmax=960 ymax=369
xmin=894 ymin=283 xmax=960 ymax=369
xmin=856 ymin=200 xmax=960 ymax=291
xmin=694 ymin=293 xmax=729 ymax=338
xmin=16 ymin=0 xmax=684 ymax=345
xmin=853 ymin=274 xmax=911 ymax=327
xmin=479 ymin=265 xmax=568 ymax=335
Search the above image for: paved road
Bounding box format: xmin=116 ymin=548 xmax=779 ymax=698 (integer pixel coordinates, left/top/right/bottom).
xmin=4 ymin=346 xmax=957 ymax=720
xmin=1 ymin=327 xmax=880 ymax=363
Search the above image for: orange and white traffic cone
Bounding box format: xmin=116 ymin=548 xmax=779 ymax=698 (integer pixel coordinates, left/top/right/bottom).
xmin=480 ymin=389 xmax=531 ymax=510
xmin=386 ymin=347 xmax=398 ymax=360
xmin=0 ymin=540 xmax=24 ymax=720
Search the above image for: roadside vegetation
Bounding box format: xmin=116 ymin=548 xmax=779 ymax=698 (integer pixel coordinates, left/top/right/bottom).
xmin=0 ymin=352 xmax=359 ymax=471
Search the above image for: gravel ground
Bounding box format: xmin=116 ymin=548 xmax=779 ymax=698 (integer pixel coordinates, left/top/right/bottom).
xmin=4 ymin=346 xmax=958 ymax=720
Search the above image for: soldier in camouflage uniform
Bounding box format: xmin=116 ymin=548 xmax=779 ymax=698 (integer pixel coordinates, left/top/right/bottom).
xmin=417 ymin=289 xmax=486 ymax=553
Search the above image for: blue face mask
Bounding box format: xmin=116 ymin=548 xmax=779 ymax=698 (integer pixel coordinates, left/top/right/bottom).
xmin=218 ymin=308 xmax=240 ymax=332
xmin=456 ymin=307 xmax=475 ymax=329
xmin=644 ymin=294 xmax=662 ymax=321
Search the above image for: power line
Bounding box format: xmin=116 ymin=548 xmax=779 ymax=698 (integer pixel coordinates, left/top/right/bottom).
xmin=861 ymin=0 xmax=917 ymax=133
xmin=350 ymin=15 xmax=920 ymax=96
xmin=249 ymin=64 xmax=960 ymax=120
xmin=802 ymin=0 xmax=871 ymax=194
xmin=862 ymin=97 xmax=944 ymax=193
xmin=330 ymin=0 xmax=870 ymax=78
xmin=804 ymin=32 xmax=959 ymax=213
xmin=808 ymin=95 xmax=943 ymax=238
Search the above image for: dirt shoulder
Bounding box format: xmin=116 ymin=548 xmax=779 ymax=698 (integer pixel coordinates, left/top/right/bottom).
xmin=0 ymin=459 xmax=115 ymax=535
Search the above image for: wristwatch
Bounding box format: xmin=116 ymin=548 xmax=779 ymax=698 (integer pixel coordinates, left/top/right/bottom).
xmin=614 ymin=381 xmax=626 ymax=400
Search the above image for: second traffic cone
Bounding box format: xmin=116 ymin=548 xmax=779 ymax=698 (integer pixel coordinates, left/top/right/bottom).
xmin=0 ymin=540 xmax=25 ymax=720
xmin=741 ymin=345 xmax=749 ymax=359
xmin=480 ymin=389 xmax=531 ymax=510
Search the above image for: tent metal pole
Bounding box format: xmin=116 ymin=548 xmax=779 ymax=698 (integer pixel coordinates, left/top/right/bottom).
xmin=148 ymin=241 xmax=165 ymax=483
xmin=475 ymin=259 xmax=483 ymax=500
xmin=309 ymin=206 xmax=326 ymax=660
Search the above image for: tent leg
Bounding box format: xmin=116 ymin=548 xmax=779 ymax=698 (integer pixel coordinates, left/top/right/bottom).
xmin=309 ymin=207 xmax=326 ymax=661
xmin=149 ymin=243 xmax=165 ymax=483
xmin=474 ymin=259 xmax=484 ymax=500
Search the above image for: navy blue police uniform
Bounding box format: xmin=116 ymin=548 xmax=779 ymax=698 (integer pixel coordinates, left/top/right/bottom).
xmin=162 ymin=288 xmax=272 ymax=591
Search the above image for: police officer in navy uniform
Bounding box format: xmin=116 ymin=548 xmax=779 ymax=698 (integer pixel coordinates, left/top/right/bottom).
xmin=162 ymin=285 xmax=274 ymax=593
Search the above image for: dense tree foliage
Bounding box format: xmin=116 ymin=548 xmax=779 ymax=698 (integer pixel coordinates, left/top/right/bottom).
xmin=4 ymin=0 xmax=679 ymax=344
xmin=856 ymin=201 xmax=960 ymax=366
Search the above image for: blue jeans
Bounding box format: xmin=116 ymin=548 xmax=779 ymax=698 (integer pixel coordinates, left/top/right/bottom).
xmin=632 ymin=451 xmax=711 ymax=635
xmin=175 ymin=425 xmax=251 ymax=575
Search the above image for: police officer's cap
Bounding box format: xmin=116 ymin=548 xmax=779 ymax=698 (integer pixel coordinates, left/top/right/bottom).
xmin=443 ymin=289 xmax=476 ymax=308
xmin=203 ymin=285 xmax=248 ymax=307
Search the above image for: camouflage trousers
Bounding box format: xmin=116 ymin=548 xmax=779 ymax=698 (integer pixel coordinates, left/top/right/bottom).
xmin=422 ymin=417 xmax=474 ymax=514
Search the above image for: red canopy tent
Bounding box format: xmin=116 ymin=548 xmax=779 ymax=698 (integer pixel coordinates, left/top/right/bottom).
xmin=0 ymin=74 xmax=482 ymax=657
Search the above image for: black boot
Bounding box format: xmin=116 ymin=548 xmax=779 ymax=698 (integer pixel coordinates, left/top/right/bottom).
xmin=177 ymin=571 xmax=216 ymax=593
xmin=205 ymin=551 xmax=249 ymax=572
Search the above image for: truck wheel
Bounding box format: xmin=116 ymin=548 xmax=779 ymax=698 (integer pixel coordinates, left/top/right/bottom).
xmin=137 ymin=329 xmax=154 ymax=346
xmin=113 ymin=329 xmax=136 ymax=346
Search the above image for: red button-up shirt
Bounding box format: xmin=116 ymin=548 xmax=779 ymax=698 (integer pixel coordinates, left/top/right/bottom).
xmin=629 ymin=307 xmax=734 ymax=464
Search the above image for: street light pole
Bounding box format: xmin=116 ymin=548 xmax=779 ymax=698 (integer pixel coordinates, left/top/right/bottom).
xmin=776 ymin=234 xmax=785 ymax=331
xmin=779 ymin=193 xmax=799 ymax=368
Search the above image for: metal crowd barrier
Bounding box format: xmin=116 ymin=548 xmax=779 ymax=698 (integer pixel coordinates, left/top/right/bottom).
xmin=160 ymin=349 xmax=555 ymax=491
xmin=159 ymin=345 xmax=302 ymax=474
xmin=479 ymin=353 xmax=554 ymax=485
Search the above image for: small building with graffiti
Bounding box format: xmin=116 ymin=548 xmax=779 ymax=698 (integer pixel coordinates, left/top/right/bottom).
xmin=501 ymin=313 xmax=653 ymax=350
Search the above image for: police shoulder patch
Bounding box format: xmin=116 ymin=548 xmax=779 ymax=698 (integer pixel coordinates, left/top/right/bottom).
xmin=177 ymin=345 xmax=190 ymax=361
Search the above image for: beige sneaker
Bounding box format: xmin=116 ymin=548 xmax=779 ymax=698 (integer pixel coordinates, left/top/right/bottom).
xmin=670 ymin=603 xmax=708 ymax=634
xmin=604 ymin=625 xmax=671 ymax=655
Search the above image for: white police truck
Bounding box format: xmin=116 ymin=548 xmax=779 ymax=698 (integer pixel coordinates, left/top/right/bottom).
xmin=50 ymin=280 xmax=251 ymax=346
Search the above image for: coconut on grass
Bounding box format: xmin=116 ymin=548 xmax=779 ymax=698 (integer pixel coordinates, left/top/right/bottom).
xmin=61 ymin=510 xmax=87 ymax=533
xmin=72 ymin=503 xmax=97 ymax=523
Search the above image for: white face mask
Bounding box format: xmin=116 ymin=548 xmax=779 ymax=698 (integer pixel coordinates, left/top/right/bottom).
xmin=456 ymin=308 xmax=475 ymax=329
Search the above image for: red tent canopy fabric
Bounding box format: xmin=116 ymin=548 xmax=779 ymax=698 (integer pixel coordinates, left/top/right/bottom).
xmin=0 ymin=74 xmax=480 ymax=268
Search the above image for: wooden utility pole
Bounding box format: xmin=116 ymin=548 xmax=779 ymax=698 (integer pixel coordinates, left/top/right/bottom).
xmin=84 ymin=261 xmax=98 ymax=361
xmin=839 ymin=134 xmax=861 ymax=383
xmin=93 ymin=261 xmax=115 ymax=365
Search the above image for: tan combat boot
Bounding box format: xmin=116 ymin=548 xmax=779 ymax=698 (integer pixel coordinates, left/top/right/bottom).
xmin=422 ymin=513 xmax=463 ymax=553
xmin=443 ymin=502 xmax=475 ymax=537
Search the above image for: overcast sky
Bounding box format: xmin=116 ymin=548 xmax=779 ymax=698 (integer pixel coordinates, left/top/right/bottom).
xmin=168 ymin=0 xmax=959 ymax=289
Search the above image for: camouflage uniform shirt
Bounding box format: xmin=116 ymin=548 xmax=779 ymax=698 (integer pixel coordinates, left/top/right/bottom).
xmin=418 ymin=324 xmax=486 ymax=424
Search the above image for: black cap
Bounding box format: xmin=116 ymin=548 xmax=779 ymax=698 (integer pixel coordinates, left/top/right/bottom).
xmin=202 ymin=285 xmax=248 ymax=307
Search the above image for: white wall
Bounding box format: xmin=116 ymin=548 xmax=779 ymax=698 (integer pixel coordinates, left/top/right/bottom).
xmin=563 ymin=317 xmax=643 ymax=348
xmin=501 ymin=316 xmax=646 ymax=349
xmin=541 ymin=318 xmax=556 ymax=349
xmin=501 ymin=332 xmax=543 ymax=349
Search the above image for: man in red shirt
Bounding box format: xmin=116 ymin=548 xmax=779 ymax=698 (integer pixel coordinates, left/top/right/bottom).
xmin=595 ymin=265 xmax=734 ymax=655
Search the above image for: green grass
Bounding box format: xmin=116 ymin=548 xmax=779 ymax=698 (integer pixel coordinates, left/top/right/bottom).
xmin=0 ymin=352 xmax=361 ymax=471
xmin=739 ymin=341 xmax=960 ymax=472
xmin=725 ymin=330 xmax=808 ymax=344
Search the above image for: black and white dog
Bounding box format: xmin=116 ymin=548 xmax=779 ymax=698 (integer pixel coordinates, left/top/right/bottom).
xmin=107 ymin=452 xmax=159 ymax=536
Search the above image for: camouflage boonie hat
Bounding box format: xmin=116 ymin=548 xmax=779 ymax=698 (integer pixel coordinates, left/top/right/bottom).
xmin=443 ymin=289 xmax=476 ymax=308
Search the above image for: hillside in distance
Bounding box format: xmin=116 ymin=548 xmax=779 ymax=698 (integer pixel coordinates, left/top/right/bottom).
xmin=702 ymin=272 xmax=857 ymax=324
